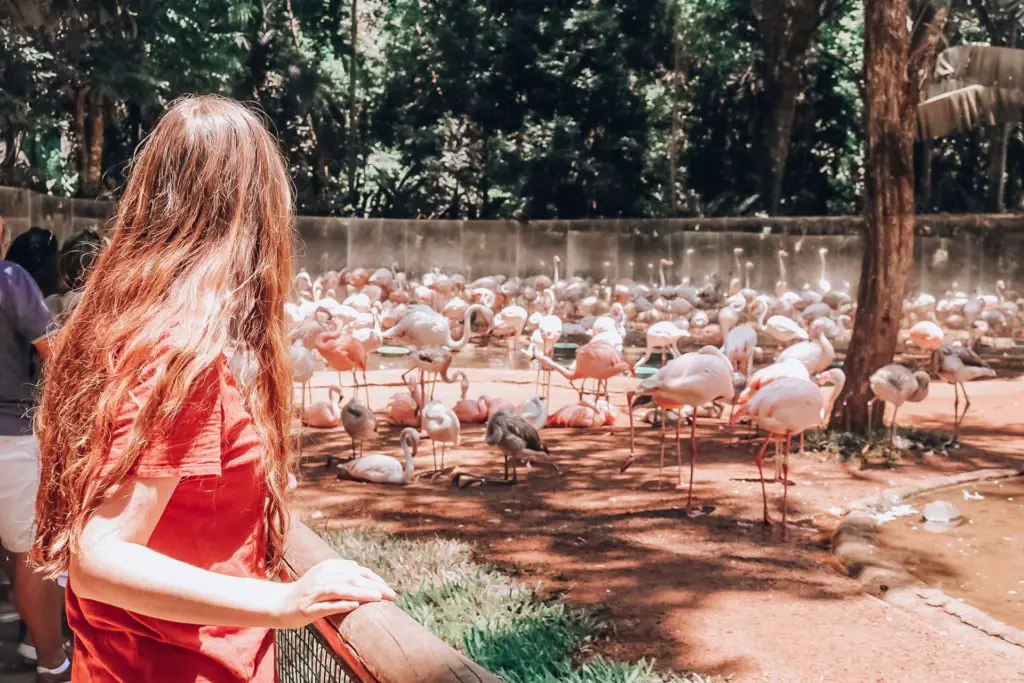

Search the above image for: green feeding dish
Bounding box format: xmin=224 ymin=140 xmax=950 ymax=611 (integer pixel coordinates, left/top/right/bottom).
xmin=377 ymin=345 xmax=411 ymax=357
xmin=636 ymin=366 xmax=659 ymax=378
xmin=553 ymin=342 xmax=578 ymax=359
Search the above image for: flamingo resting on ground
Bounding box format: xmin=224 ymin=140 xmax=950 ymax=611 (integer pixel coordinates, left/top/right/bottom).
xmin=622 ymin=346 xmax=735 ymax=507
xmin=449 ymin=371 xmax=514 ymax=424
xmin=302 ymin=385 xmax=342 ymax=428
xmin=546 ymin=398 xmax=617 ymax=428
xmin=869 ymin=364 xmax=931 ymax=443
xmin=386 ymin=375 xmax=422 ymax=427
xmin=338 ymin=428 xmax=419 ymax=485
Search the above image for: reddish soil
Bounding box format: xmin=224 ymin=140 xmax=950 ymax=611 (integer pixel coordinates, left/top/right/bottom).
xmin=292 ymin=368 xmax=1024 ymax=683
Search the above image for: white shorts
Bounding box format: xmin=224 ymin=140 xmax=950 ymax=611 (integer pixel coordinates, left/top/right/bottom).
xmin=0 ymin=434 xmax=40 ymax=554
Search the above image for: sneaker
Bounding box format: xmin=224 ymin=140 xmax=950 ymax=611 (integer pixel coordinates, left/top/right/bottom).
xmin=35 ymin=654 xmax=71 ymax=683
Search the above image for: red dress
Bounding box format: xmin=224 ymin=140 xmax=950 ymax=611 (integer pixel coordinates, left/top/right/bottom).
xmin=66 ymin=351 xmax=275 ymax=682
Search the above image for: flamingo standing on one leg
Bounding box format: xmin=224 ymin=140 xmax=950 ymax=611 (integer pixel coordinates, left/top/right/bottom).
xmin=621 ymin=346 xmax=735 ymax=506
xmin=529 ymin=289 xmax=563 ymax=402
xmin=869 ymin=364 xmax=931 ymax=443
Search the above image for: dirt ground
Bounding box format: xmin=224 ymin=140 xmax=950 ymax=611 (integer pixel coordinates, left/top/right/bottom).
xmin=292 ymin=366 xmax=1024 ymax=683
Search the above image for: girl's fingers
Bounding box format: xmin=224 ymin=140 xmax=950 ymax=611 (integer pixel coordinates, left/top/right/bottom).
xmin=315 ymin=583 xmax=383 ymax=603
xmin=308 ymin=600 xmax=361 ymax=619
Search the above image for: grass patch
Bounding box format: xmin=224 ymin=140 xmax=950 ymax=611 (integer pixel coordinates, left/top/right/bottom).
xmin=805 ymin=427 xmax=956 ymax=465
xmin=315 ymin=526 xmax=709 ymax=683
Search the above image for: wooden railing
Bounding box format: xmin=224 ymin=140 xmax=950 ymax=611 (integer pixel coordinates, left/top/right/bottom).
xmin=279 ymin=520 xmax=501 ymax=683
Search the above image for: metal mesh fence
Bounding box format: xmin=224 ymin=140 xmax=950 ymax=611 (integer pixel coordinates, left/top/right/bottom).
xmin=277 ymin=624 xmax=357 ymax=683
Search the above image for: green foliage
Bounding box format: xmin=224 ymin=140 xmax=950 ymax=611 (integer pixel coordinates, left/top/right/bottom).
xmin=315 ymin=527 xmax=708 ymax=683
xmin=0 ymin=0 xmax=1014 ymax=214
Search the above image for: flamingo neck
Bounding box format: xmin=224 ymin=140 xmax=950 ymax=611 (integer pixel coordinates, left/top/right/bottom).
xmin=402 ymin=437 xmax=416 ymax=477
xmin=823 ymin=375 xmax=846 ymax=421
xmin=533 ymin=349 xmax=575 ymax=379
xmin=449 ymin=304 xmax=487 ymax=348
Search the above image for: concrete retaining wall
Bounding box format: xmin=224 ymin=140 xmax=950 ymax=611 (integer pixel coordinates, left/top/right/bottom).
xmin=3 ymin=186 xmax=1023 ymax=292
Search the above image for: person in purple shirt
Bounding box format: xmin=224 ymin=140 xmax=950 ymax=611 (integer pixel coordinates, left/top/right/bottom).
xmin=0 ymin=224 xmax=70 ymax=682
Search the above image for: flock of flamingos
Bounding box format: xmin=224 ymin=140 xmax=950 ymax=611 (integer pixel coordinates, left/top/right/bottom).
xmin=258 ymin=248 xmax=1008 ymax=525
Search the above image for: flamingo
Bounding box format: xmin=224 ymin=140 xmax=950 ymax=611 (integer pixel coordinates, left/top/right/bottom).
xmin=382 ymin=303 xmax=493 ymax=349
xmin=930 ymin=344 xmax=995 ymax=438
xmin=516 ymin=396 xmax=548 ymax=431
xmin=302 ymin=386 xmax=342 ymax=428
xmin=314 ymin=319 xmax=371 ymax=407
xmin=546 ymin=397 xmax=617 ymax=428
xmin=722 ymin=316 xmax=758 ymax=378
xmin=421 ymin=400 xmax=461 ymax=474
xmin=338 ymin=428 xmax=419 ymax=485
xmin=777 ymin=318 xmax=834 ymax=375
xmin=731 ymin=371 xmax=845 ymax=526
xmin=448 ymin=371 xmax=513 ymax=424
xmin=484 ymin=409 xmax=556 ymax=483
xmin=622 ymin=346 xmax=735 ymax=505
xmin=341 ymin=397 xmax=376 ymax=462
xmin=402 ymin=347 xmax=453 ymax=401
xmin=526 ymin=340 xmax=633 ymax=401
xmin=529 ymin=289 xmax=563 ymax=401
xmin=634 ymin=320 xmax=690 ymax=369
xmin=386 ymin=375 xmax=422 ymax=427
xmin=908 ymin=320 xmax=945 ymax=351
xmin=492 ymin=303 xmax=529 ymax=359
xmin=869 ymin=364 xmax=931 ymax=443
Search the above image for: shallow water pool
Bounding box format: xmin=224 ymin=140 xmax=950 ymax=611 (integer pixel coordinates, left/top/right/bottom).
xmin=877 ymin=477 xmax=1024 ymax=630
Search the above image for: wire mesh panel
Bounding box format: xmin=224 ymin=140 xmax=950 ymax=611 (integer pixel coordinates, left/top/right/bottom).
xmin=277 ymin=624 xmax=357 ymax=683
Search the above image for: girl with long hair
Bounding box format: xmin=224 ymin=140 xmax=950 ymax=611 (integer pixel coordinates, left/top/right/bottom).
xmin=33 ymin=96 xmax=394 ymax=682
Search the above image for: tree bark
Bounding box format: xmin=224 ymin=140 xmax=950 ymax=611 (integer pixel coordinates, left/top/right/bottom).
xmin=753 ymin=0 xmax=837 ymax=215
xmin=346 ymin=0 xmax=359 ymax=204
xmin=832 ymin=0 xmax=947 ymax=431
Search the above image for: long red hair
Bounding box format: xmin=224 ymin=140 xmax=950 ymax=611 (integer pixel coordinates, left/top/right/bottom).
xmin=33 ymin=95 xmax=294 ymax=578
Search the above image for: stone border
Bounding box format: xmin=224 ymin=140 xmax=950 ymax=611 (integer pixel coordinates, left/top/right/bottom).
xmin=832 ymin=468 xmax=1024 ymax=650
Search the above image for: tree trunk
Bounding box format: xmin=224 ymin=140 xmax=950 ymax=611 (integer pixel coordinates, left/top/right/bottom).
xmin=346 ymin=0 xmax=359 ymax=204
xmin=668 ymin=26 xmax=682 ymax=215
xmin=833 ymin=0 xmax=947 ymax=431
xmin=754 ymin=0 xmax=837 ymax=215
xmin=915 ymin=139 xmax=933 ymax=210
xmin=86 ymin=89 xmax=104 ymax=196
xmin=760 ymin=72 xmax=802 ymax=214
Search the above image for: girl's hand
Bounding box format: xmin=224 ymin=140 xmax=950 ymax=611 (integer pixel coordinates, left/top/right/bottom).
xmin=274 ymin=559 xmax=396 ymax=629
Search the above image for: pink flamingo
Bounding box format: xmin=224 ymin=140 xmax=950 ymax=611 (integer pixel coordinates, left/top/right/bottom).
xmin=301 ymin=386 xmax=342 ymax=428
xmin=546 ymin=398 xmax=617 ymax=428
xmin=386 ymin=375 xmax=423 ymax=427
xmin=314 ymin=319 xmax=371 ymax=407
xmin=622 ymin=346 xmax=735 ymax=506
xmin=731 ymin=370 xmax=845 ymax=526
xmin=449 ymin=371 xmax=513 ymax=424
xmin=777 ymin=318 xmax=835 ymax=375
xmin=525 ymin=340 xmax=633 ymax=401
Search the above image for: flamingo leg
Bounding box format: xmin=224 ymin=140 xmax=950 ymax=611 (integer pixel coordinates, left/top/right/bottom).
xmin=782 ymin=437 xmax=791 ymax=527
xmin=363 ymin=369 xmax=370 ymax=407
xmin=959 ymin=383 xmax=971 ymax=437
xmin=441 ymin=442 xmax=446 ymax=471
xmin=799 ymin=431 xmax=804 ymax=456
xmin=659 ymin=414 xmax=668 ymax=481
xmin=754 ymin=435 xmax=774 ymax=524
xmin=867 ymin=398 xmax=875 ymax=442
xmin=889 ymin=404 xmax=899 ymax=446
xmin=674 ymin=413 xmax=683 ymax=488
xmin=952 ymin=381 xmax=961 ymax=438
xmin=431 ymin=440 xmax=437 ymax=471
xmin=685 ymin=413 xmax=698 ymax=508
xmin=298 ymin=388 xmax=305 ymax=463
